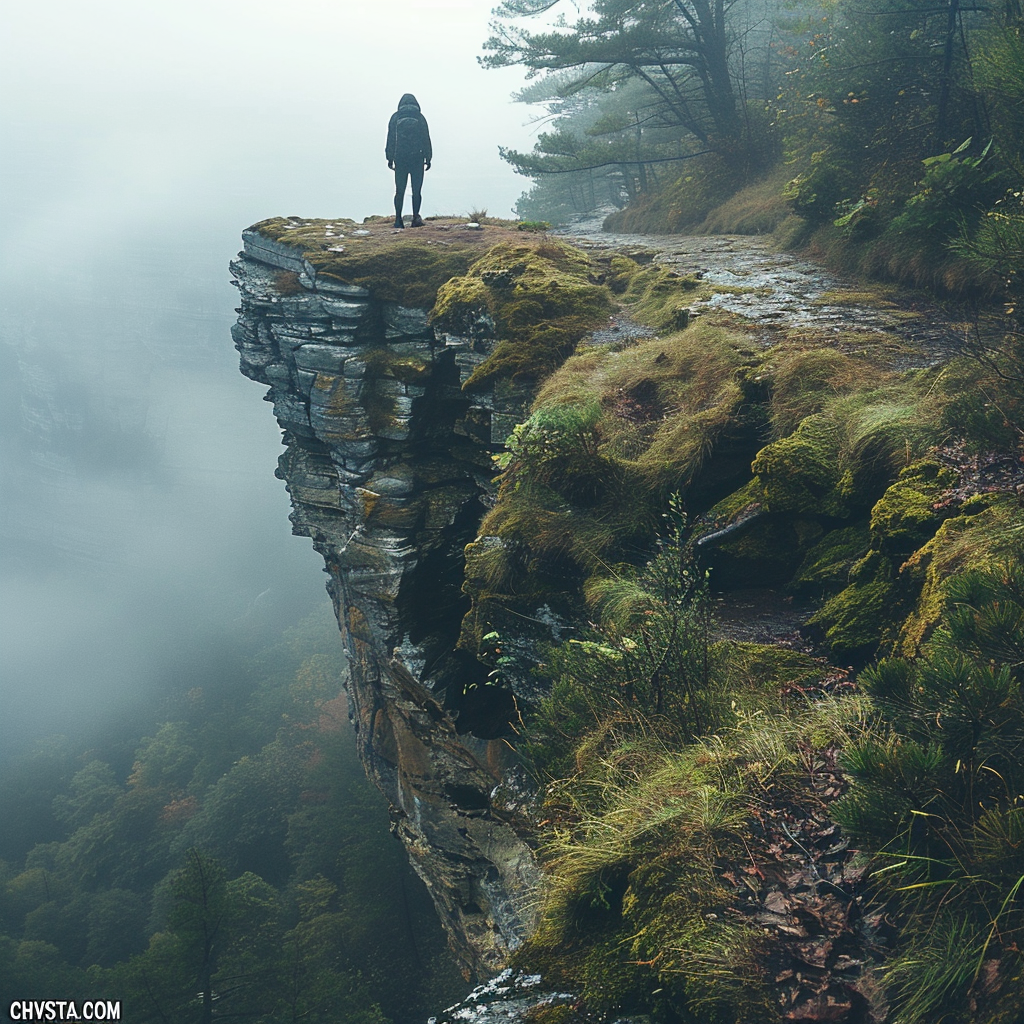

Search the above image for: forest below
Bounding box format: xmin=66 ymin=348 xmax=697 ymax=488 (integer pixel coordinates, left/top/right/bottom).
xmin=0 ymin=608 xmax=463 ymax=1022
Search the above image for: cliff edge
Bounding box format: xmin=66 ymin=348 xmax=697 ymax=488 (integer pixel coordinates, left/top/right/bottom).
xmin=231 ymin=217 xmax=545 ymax=976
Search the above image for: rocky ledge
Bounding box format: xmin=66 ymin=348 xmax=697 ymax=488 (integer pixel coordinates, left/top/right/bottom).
xmin=230 ymin=221 xmax=540 ymax=976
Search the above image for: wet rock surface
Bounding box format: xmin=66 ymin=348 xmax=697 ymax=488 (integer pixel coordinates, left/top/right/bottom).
xmin=569 ymin=231 xmax=966 ymax=368
xmin=431 ymin=970 xmax=577 ymax=1024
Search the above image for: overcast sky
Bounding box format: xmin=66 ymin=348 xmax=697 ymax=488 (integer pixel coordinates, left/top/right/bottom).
xmin=0 ymin=0 xmax=541 ymax=755
xmin=2 ymin=0 xmax=541 ymax=236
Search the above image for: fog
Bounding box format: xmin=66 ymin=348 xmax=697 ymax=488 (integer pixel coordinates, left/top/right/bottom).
xmin=0 ymin=0 xmax=536 ymax=756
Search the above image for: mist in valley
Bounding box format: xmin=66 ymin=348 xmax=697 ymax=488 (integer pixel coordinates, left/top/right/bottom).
xmin=0 ymin=0 xmax=536 ymax=756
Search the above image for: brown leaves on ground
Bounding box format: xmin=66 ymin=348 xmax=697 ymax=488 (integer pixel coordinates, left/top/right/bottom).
xmin=717 ymin=743 xmax=889 ymax=1023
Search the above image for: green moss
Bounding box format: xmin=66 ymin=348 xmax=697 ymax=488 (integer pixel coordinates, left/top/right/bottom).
xmin=618 ymin=262 xmax=707 ymax=330
xmin=360 ymin=347 xmax=430 ymax=383
xmin=898 ymin=493 xmax=1024 ymax=654
xmin=806 ymin=548 xmax=897 ymax=659
xmin=869 ymin=459 xmax=957 ymax=558
xmin=753 ymin=413 xmax=848 ymax=516
xmin=255 ymin=216 xmax=359 ymax=244
xmin=791 ymin=523 xmax=871 ymax=595
xmin=432 ymin=240 xmax=612 ymax=389
xmin=798 ymin=477 xmax=1022 ymax=662
xmin=251 ymin=216 xmax=518 ymax=308
xmin=605 ymin=255 xmax=641 ymax=294
xmin=703 ymin=478 xmax=765 ymax=524
xmin=315 ymin=244 xmax=476 ymax=309
xmin=753 ymin=382 xmax=943 ymax=518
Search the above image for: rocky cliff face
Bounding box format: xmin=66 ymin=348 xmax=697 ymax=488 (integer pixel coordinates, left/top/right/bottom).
xmin=230 ymin=227 xmax=539 ymax=977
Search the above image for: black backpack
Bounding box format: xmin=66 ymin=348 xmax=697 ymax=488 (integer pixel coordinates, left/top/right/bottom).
xmin=394 ymin=113 xmax=428 ymax=165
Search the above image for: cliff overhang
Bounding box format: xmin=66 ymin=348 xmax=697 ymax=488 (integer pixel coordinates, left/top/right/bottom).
xmin=231 ymin=216 xmax=555 ymax=976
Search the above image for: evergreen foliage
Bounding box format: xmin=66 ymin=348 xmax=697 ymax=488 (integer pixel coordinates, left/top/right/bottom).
xmin=485 ymin=0 xmax=1024 ymax=318
xmin=833 ymin=564 xmax=1024 ymax=1022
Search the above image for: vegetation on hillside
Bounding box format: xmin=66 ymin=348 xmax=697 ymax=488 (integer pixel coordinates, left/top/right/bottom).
xmin=425 ymin=210 xmax=1024 ymax=1019
xmin=27 ymin=6 xmax=1024 ymax=1005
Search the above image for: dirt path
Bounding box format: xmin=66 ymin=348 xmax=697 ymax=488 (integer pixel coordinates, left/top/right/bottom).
xmin=569 ymin=229 xmax=968 ymax=368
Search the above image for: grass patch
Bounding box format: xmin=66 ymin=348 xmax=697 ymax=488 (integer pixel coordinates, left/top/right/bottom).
xmin=806 ymin=221 xmax=1002 ymax=301
xmin=696 ymin=166 xmax=796 ymax=235
xmin=763 ymin=346 xmax=888 ymax=437
xmin=811 ymin=286 xmax=903 ymax=308
xmin=753 ymin=375 xmax=945 ymax=518
xmin=521 ymin=686 xmax=869 ymax=1021
xmin=460 ymin=324 xmax=756 ymax=648
xmin=617 ymin=262 xmax=709 ymax=330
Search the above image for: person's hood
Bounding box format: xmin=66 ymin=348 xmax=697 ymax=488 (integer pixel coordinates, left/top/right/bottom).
xmin=397 ymin=93 xmax=420 ymax=112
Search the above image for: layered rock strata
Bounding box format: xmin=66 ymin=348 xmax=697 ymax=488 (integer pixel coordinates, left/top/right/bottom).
xmin=231 ymin=229 xmax=538 ymax=976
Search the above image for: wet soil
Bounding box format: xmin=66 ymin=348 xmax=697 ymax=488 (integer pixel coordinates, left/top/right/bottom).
xmin=712 ymin=587 xmax=817 ymax=646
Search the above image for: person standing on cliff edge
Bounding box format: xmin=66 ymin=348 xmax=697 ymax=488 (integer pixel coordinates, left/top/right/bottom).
xmin=386 ymin=93 xmax=432 ymax=229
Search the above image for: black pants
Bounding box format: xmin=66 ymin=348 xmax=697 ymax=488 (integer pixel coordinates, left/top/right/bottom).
xmin=394 ymin=162 xmax=424 ymax=218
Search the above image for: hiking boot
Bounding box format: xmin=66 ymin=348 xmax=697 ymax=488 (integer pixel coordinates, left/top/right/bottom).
xmin=393 ymin=216 xmax=405 ymax=228
xmin=411 ymin=214 xmax=425 ymax=228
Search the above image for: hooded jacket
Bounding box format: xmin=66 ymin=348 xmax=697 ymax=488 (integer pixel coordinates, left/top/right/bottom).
xmin=386 ymin=93 xmax=432 ymax=166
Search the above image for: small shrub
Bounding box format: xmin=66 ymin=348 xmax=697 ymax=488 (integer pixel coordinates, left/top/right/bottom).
xmin=833 ymin=562 xmax=1024 ymax=1022
xmin=889 ymin=140 xmax=999 ymax=238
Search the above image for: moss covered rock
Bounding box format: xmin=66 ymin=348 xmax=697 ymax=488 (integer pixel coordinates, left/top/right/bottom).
xmin=432 ymin=240 xmax=612 ymax=390
xmin=753 ymin=413 xmax=850 ymax=516
xmin=868 ymin=458 xmax=957 ymax=558
xmin=806 ymin=550 xmax=899 ymax=663
xmin=252 ymin=216 xmax=532 ymax=308
xmin=791 ymin=523 xmax=872 ymax=596
xmin=898 ymin=492 xmax=1023 ymax=654
xmin=618 ymin=262 xmax=706 ymax=330
xmin=754 ymin=382 xmax=943 ymax=520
